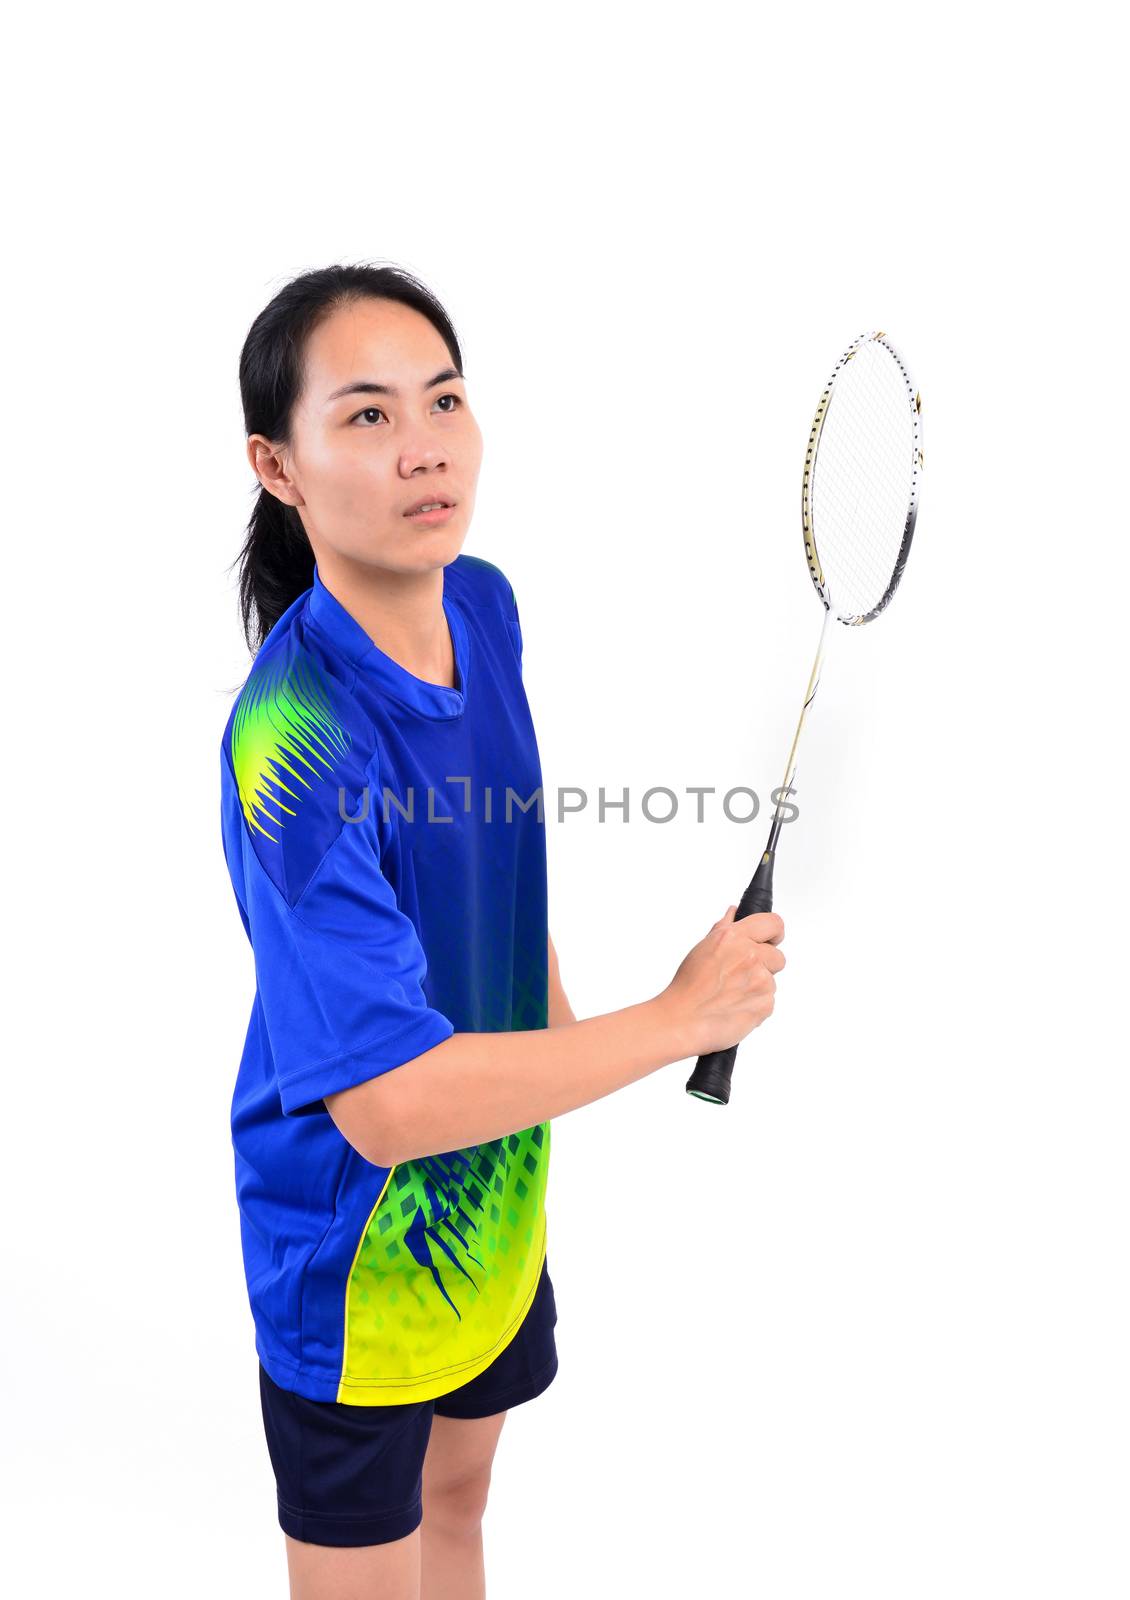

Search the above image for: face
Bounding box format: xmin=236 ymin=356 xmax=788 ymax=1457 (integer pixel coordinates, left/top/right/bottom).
xmin=249 ymin=297 xmax=483 ymax=578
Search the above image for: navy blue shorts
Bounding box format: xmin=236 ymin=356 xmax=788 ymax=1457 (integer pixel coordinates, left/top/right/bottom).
xmin=258 ymin=1255 xmax=558 ymax=1547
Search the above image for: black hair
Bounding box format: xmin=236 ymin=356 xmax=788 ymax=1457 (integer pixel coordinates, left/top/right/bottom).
xmin=230 ymin=261 xmax=464 ymax=654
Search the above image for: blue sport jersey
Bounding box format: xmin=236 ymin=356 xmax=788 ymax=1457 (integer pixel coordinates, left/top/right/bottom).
xmin=219 ymin=555 xmax=550 ymax=1405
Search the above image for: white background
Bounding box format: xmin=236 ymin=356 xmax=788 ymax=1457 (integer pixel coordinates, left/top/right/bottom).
xmin=4 ymin=3 xmax=1126 ymax=1596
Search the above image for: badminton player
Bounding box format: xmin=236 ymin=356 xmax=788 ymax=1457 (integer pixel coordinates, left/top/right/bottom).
xmin=219 ymin=261 xmax=785 ymax=1600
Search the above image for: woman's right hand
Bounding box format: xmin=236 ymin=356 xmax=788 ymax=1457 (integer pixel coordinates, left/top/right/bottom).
xmin=657 ymin=904 xmax=786 ymax=1060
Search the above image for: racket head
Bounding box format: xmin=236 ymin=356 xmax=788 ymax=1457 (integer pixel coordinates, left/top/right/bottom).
xmin=801 ymin=331 xmax=923 ymax=626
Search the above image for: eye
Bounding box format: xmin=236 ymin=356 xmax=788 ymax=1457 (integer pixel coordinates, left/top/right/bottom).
xmin=349 ymin=394 xmax=463 ymax=426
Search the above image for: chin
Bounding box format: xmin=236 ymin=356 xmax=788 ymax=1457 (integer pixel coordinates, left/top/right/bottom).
xmin=365 ymin=527 xmax=465 ymax=579
xmin=405 ymin=524 xmax=468 ymax=566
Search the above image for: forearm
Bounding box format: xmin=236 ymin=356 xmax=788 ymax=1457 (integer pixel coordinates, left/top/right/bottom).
xmin=349 ymin=995 xmax=688 ymax=1166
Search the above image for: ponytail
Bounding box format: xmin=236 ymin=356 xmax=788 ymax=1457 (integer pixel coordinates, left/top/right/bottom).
xmin=236 ymin=489 xmax=315 ymax=653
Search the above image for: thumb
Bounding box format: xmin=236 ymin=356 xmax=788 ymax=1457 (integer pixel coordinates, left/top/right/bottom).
xmin=718 ymin=904 xmax=737 ymax=925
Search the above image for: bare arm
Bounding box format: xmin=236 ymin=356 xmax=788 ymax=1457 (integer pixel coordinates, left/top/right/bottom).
xmin=332 ymin=996 xmax=683 ymax=1166
xmin=326 ymin=905 xmax=784 ymax=1167
xmin=547 ymin=931 xmax=576 ymax=1027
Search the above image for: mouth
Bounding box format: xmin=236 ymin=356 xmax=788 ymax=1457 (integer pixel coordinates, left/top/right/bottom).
xmin=403 ymin=497 xmax=456 ymax=525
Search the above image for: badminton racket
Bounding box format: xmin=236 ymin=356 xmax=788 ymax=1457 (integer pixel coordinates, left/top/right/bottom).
xmin=685 ymin=329 xmax=924 ymax=1105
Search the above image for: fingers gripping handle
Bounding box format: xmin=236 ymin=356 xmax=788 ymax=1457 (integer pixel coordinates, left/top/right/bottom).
xmin=684 ymin=852 xmax=776 ymax=1105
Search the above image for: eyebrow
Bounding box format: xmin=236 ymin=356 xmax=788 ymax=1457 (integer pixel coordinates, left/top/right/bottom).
xmin=324 ymin=367 xmax=464 ymax=404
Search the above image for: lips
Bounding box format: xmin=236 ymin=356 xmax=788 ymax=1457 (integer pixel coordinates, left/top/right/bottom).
xmin=403 ymin=496 xmax=455 ymax=516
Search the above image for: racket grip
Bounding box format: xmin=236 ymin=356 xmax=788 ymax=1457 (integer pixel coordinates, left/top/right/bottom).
xmin=684 ymin=852 xmax=776 ymax=1106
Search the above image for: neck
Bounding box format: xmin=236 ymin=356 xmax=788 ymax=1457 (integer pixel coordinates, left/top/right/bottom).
xmin=316 ymin=554 xmax=456 ymax=689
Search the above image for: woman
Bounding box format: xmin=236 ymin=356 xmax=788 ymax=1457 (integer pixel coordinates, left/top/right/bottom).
xmin=219 ymin=261 xmax=785 ymax=1600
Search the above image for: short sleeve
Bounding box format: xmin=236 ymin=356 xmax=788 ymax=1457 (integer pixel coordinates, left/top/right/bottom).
xmin=506 ymin=588 xmax=524 ymax=671
xmin=241 ymin=807 xmax=456 ymax=1118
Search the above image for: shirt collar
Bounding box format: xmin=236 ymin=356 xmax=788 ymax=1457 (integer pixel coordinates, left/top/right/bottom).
xmin=307 ymin=561 xmax=469 ymax=721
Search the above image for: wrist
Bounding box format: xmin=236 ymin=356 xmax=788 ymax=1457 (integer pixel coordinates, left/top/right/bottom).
xmin=643 ymin=989 xmax=693 ymax=1067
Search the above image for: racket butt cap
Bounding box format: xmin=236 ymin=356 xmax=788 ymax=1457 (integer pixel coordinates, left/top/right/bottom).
xmin=685 ymin=1047 xmax=737 ymax=1105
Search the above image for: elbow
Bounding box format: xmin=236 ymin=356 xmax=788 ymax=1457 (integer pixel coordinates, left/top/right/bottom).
xmin=364 ymin=1140 xmax=402 ymax=1170
xmin=359 ymin=1101 xmax=413 ymax=1170
xmin=358 ymin=1125 xmax=403 ymax=1170
xmin=326 ymin=1036 xmax=451 ymax=1168
xmin=325 ymin=1076 xmax=411 ymax=1170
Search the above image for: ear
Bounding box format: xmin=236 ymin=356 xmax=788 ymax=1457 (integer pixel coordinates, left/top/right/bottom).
xmin=247 ymin=433 xmax=305 ymax=508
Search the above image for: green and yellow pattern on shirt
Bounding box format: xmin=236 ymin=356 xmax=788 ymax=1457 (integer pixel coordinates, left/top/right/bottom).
xmin=338 ymin=1122 xmax=550 ymax=1401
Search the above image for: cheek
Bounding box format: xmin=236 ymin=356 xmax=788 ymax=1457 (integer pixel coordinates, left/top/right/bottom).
xmin=313 ymin=435 xmax=392 ymax=514
xmin=461 ymin=416 xmax=485 ymax=472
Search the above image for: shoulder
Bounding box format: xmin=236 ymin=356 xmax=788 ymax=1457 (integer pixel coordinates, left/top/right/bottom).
xmin=221 ymin=607 xmax=379 ymax=905
xmin=445 ymin=553 xmax=518 ymax=616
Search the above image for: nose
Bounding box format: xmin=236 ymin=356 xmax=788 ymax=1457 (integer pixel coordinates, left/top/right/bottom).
xmin=400 ymin=441 xmax=449 ymax=477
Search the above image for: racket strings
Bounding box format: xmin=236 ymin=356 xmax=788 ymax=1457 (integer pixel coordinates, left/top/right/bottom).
xmin=810 ymin=340 xmax=918 ymax=621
